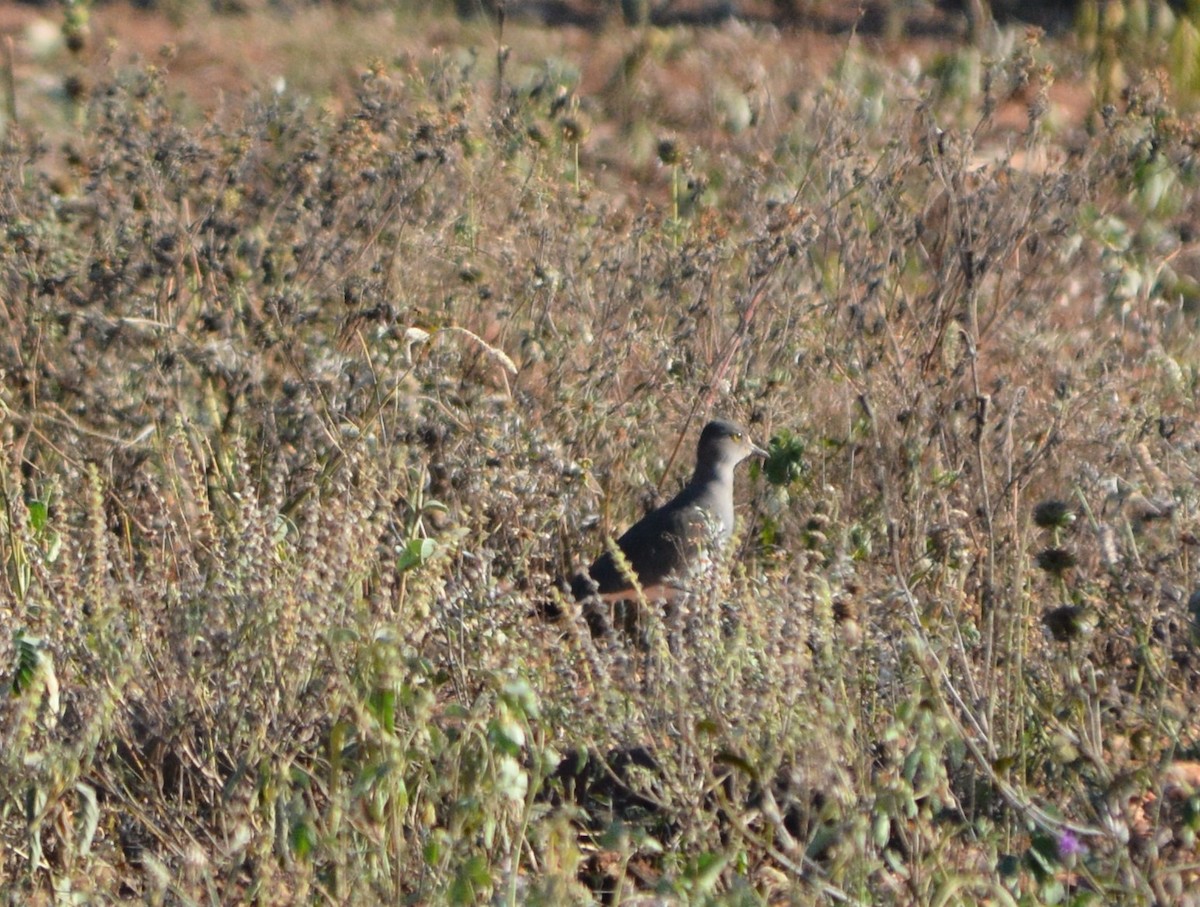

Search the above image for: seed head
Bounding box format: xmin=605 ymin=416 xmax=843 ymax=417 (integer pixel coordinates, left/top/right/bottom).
xmin=1036 ymin=547 xmax=1077 ymax=574
xmin=656 ymin=138 xmax=682 ymax=166
xmin=1033 ymin=499 xmax=1075 ymax=530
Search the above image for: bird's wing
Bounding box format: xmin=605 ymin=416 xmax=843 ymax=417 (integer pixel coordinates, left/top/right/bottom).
xmin=582 ymin=498 xmax=714 ymax=596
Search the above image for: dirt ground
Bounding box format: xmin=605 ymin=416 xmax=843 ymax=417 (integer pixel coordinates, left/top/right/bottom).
xmin=0 ymin=1 xmax=1094 ymax=151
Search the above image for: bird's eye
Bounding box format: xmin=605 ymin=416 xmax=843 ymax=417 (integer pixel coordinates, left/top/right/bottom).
xmin=731 ymin=432 xmax=742 ymax=441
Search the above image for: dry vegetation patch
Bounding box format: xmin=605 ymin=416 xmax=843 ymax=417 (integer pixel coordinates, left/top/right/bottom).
xmin=2 ymin=3 xmax=1200 ymax=905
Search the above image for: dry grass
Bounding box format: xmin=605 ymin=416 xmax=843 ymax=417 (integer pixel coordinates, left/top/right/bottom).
xmin=3 ymin=4 xmax=1200 ymax=905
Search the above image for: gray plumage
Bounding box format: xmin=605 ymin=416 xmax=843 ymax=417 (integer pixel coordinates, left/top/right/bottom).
xmin=571 ymin=419 xmax=766 ymax=603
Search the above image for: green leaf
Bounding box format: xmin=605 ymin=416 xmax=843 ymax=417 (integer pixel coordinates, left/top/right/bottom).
xmin=423 ymin=831 xmax=443 ymax=866
xmin=12 ymin=632 xmax=41 ymax=694
xmin=75 ymin=783 xmax=99 ymax=858
xmin=762 ymin=429 xmax=808 ymax=486
xmin=872 ymin=812 xmax=891 ymax=849
xmin=42 ymin=531 xmax=61 ymax=564
xmin=487 ymin=711 xmax=525 ymax=756
xmin=1025 ymin=833 xmax=1056 ymax=881
xmin=290 ymin=820 xmax=316 ymax=860
xmin=367 ymin=689 xmax=396 ymax=734
xmin=26 ymin=499 xmax=48 ymax=532
xmin=449 ymin=854 xmax=490 ymax=905
xmin=686 ymin=851 xmax=729 ymax=893
xmin=397 ymin=537 xmax=437 ymax=572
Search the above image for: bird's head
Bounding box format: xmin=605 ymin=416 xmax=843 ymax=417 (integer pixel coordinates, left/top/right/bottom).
xmin=696 ymin=419 xmax=768 ymax=475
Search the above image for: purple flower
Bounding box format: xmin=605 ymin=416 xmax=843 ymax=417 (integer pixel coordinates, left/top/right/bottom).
xmin=1058 ymin=830 xmax=1087 ymax=860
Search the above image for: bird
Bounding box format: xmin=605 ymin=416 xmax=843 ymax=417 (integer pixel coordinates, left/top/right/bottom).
xmin=570 ymin=419 xmax=767 ymax=614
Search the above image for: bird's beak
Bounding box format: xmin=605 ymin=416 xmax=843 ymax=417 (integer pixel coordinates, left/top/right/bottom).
xmin=750 ymin=441 xmax=769 ymax=459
